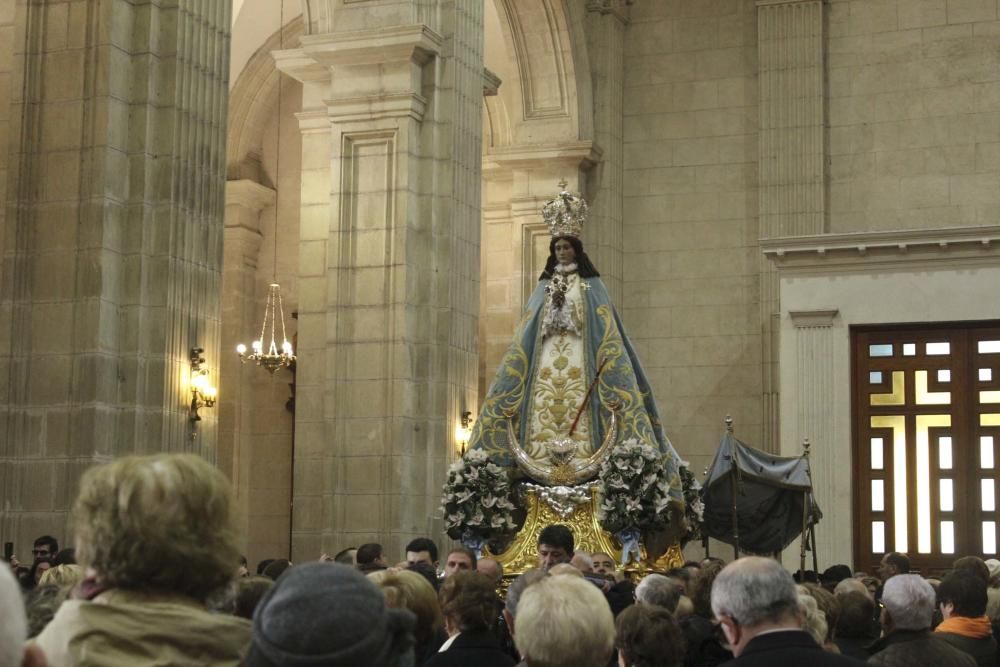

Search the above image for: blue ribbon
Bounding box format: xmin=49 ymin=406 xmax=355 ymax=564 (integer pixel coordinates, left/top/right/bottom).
xmin=617 ymin=528 xmax=641 ymax=567
xmin=461 ymin=531 xmax=487 ymax=559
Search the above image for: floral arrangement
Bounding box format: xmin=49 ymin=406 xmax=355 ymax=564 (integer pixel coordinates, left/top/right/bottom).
xmin=440 ymin=449 xmax=517 ymax=544
xmin=679 ymin=460 xmax=705 ymax=543
xmin=597 ymin=438 xmax=675 ymax=535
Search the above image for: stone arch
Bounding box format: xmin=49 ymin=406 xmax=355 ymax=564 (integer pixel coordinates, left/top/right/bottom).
xmin=485 ymin=0 xmax=593 ymax=148
xmin=227 ymin=17 xmax=304 ymax=183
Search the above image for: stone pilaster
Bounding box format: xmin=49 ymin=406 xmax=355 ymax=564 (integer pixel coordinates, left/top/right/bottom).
xmin=757 ymin=0 xmax=825 ymax=451
xmin=220 ymin=178 xmax=272 ymax=553
xmin=780 ymin=308 xmax=846 ymax=569
xmin=0 ymin=0 xmax=231 ymax=555
xmin=584 ymin=0 xmax=629 ymax=305
xmin=278 ymin=0 xmax=484 ymax=560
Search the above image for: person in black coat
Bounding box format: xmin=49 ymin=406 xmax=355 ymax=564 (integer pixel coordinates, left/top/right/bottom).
xmin=424 ymin=571 xmax=515 ymax=667
xmin=712 ymin=557 xmax=865 ymax=667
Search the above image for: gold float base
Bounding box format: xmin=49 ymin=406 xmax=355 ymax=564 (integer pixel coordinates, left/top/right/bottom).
xmin=487 ymin=484 xmax=683 ymax=580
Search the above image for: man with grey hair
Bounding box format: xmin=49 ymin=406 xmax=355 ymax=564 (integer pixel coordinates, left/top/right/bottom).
xmin=711 ymin=556 xmax=863 ymax=665
xmin=0 ymin=565 xmax=45 ymax=667
xmin=868 ymin=573 xmax=974 ymax=666
xmin=635 ymin=573 xmax=681 ymax=613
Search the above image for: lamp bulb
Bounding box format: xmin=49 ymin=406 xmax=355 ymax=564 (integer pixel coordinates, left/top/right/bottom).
xmin=236 ymin=343 xmax=247 ymax=355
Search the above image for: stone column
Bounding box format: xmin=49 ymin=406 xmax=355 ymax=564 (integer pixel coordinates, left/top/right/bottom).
xmin=220 ymin=178 xmax=272 ymax=551
xmin=756 ymin=0 xmax=825 ymax=451
xmin=0 ymin=0 xmax=232 ymax=552
xmin=279 ymin=0 xmax=484 ymax=559
xmin=779 ymin=308 xmax=848 ymax=569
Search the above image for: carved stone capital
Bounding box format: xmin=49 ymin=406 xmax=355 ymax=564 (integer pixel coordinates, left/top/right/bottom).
xmin=586 ymin=0 xmax=632 ymax=23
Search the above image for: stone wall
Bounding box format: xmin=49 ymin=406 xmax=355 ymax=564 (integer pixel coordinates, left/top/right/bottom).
xmin=621 ymin=0 xmax=763 ymax=486
xmin=826 ymin=0 xmax=1000 ymax=232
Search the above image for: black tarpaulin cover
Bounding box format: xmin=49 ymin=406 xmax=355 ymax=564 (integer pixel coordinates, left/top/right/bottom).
xmin=702 ymin=431 xmax=821 ymax=553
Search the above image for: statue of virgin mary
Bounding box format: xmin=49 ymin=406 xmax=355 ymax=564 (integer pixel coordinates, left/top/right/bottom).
xmin=468 ymin=185 xmax=684 ymax=502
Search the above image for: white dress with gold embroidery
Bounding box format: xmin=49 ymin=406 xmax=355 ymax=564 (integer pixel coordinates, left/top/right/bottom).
xmin=525 ymin=265 xmax=592 ymax=459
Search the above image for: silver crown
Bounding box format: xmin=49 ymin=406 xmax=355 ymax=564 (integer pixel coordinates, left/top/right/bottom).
xmin=543 ymin=180 xmax=587 ymax=238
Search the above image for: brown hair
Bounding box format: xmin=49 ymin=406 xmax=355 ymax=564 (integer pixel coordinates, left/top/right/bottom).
xmin=615 ymin=603 xmax=684 ymax=667
xmin=73 ymin=454 xmax=239 ymax=602
xmin=691 ymin=560 xmax=725 ymax=618
xmin=438 ymin=571 xmax=496 ymax=632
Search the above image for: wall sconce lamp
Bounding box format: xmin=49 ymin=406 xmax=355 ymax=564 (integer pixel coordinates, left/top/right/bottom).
xmin=455 ymin=411 xmax=473 ymax=455
xmin=189 ymin=347 xmax=217 ymax=423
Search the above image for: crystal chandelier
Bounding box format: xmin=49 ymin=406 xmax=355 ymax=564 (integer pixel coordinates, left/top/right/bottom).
xmin=237 ymin=283 xmax=295 ymax=374
xmin=236 ymin=0 xmax=295 ymax=376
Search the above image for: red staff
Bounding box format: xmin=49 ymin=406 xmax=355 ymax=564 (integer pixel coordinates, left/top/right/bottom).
xmin=568 ymin=357 xmax=609 ymax=437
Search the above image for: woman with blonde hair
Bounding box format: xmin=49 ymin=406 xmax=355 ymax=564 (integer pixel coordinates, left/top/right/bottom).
xmin=373 ymin=569 xmax=447 ymax=663
xmin=34 ymin=453 xmax=252 ymax=666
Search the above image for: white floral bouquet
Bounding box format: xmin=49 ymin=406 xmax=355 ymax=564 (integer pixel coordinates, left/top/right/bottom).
xmin=679 ymin=460 xmax=705 ymax=543
xmin=440 ymin=448 xmax=517 ymax=542
xmin=597 ymin=438 xmax=674 ymax=535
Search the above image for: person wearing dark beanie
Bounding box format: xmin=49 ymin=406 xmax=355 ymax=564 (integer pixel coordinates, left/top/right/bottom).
xmin=245 ymin=562 xmax=417 ymax=667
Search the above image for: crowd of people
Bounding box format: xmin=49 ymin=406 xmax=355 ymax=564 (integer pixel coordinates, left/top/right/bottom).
xmin=3 ymin=453 xmax=1000 ymax=666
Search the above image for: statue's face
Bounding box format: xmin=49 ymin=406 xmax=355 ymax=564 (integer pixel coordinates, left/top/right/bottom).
xmin=554 ymin=238 xmax=576 ymax=265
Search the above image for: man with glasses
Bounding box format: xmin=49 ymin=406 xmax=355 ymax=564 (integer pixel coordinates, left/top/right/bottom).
xmin=711 ymin=556 xmax=863 ymax=665
xmin=31 ymin=535 xmax=58 ymax=563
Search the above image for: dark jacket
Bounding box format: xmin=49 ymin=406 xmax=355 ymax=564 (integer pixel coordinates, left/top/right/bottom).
xmin=867 ymin=629 xmax=976 ymax=667
xmin=936 ymin=631 xmax=998 ymax=667
xmin=681 ymin=613 xmax=732 ymax=667
xmin=835 ymin=635 xmax=875 ymax=661
xmin=719 ymin=630 xmax=865 ymax=667
xmin=423 ymin=629 xmax=516 ymax=667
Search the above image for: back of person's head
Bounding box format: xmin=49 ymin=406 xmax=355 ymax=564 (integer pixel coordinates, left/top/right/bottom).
xmin=635 ymin=573 xmax=681 ymax=613
xmin=38 ymin=563 xmax=83 ymax=589
xmin=0 ymin=564 xmax=44 ymax=667
xmin=406 ymin=561 xmax=440 ymax=592
xmin=404 ymin=538 xmax=438 ymax=563
xmin=986 ymin=559 xmax=1000 ymax=587
xmin=796 ymin=586 xmax=829 ymax=646
xmin=73 ymin=453 xmax=238 ymax=602
xmin=257 ymin=558 xmax=276 ymax=575
xmin=800 ymin=582 xmax=838 ymax=642
xmin=711 ymin=557 xmax=799 ymax=627
xmin=246 ymin=562 xmax=415 ymax=667
xmin=548 ymin=563 xmax=583 ymax=578
xmin=515 ymin=573 xmax=615 ymax=667
xmin=505 ymin=569 xmax=547 ymax=618
xmin=952 ymin=556 xmax=990 ymax=585
xmin=25 ymin=584 xmax=67 ymax=638
xmin=615 ymin=603 xmax=685 ymax=667
xmin=234 ymin=576 xmax=274 ymax=620
xmin=834 ymin=577 xmax=868 ymax=598
xmin=882 ymin=574 xmax=935 ymax=630
xmin=52 ymin=548 xmax=76 ymax=566
xmin=538 ymin=524 xmax=574 ymax=553
xmin=820 ymin=564 xmax=852 ymax=588
xmin=938 ymin=570 xmax=988 ymax=618
xmin=262 ymin=559 xmax=291 ymax=581
xmin=438 ymin=571 xmax=495 ymax=632
xmin=356 ymin=543 xmax=383 ymax=565
xmin=570 ymin=550 xmax=593 ymax=572
xmin=835 ymin=591 xmax=875 ymax=639
xmin=0 ymin=564 xmax=26 ymax=667
xmin=374 ymin=569 xmax=443 ymax=645
xmin=691 ymin=559 xmax=725 ymax=618
xmin=333 ymin=548 xmax=356 ymax=565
